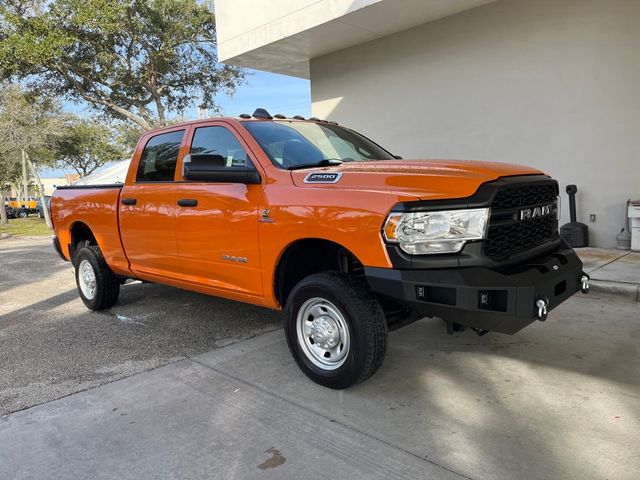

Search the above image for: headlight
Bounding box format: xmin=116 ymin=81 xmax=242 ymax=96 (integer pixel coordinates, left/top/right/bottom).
xmin=383 ymin=208 xmax=490 ymax=254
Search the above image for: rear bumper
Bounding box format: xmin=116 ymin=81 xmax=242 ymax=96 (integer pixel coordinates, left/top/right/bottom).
xmin=365 ymin=246 xmax=585 ymax=334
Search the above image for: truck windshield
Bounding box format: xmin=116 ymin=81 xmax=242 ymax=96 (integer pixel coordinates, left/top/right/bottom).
xmin=243 ymin=121 xmax=394 ymax=169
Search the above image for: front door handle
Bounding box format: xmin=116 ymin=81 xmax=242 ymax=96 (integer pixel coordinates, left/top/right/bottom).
xmin=177 ymin=199 xmax=198 ymax=207
xmin=121 ymin=198 xmax=137 ymax=206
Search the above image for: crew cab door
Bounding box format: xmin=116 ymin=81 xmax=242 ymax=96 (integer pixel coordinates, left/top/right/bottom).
xmin=119 ymin=128 xmax=186 ymax=278
xmin=174 ymin=123 xmax=264 ymax=296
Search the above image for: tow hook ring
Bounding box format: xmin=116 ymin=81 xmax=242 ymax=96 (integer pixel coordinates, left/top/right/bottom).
xmin=536 ymin=297 xmax=549 ymax=321
xmin=580 ymin=274 xmax=590 ymax=294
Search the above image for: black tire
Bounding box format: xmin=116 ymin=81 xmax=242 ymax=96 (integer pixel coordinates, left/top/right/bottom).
xmin=17 ymin=209 xmax=27 ymax=218
xmin=74 ymin=245 xmax=120 ymax=310
xmin=284 ymin=271 xmax=388 ymax=389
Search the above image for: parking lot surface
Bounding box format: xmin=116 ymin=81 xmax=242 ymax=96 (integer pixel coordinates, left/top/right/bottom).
xmin=1 ymin=237 xmax=639 ymax=479
xmin=0 ymin=237 xmax=281 ymax=415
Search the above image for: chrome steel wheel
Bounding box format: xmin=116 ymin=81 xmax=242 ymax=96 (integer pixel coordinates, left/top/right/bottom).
xmin=78 ymin=259 xmax=97 ymax=300
xmin=296 ymin=297 xmax=350 ymax=370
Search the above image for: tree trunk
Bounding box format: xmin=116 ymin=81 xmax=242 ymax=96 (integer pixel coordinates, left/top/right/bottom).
xmin=0 ymin=200 xmax=7 ymax=225
xmin=21 ymin=149 xmax=29 ymax=207
xmin=26 ymin=154 xmax=53 ymax=230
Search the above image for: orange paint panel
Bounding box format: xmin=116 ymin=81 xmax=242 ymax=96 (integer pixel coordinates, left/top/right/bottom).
xmin=289 ymin=159 xmax=541 ymax=200
xmin=119 ymin=183 xmax=178 ymax=278
xmin=173 ymin=182 xmax=264 ymax=295
xmin=255 ymin=182 xmax=421 ymax=307
xmin=51 ymin=187 xmax=131 ymax=276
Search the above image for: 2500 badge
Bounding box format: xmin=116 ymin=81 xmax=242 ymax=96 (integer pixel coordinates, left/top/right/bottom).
xmin=303 ymin=172 xmax=342 ymax=184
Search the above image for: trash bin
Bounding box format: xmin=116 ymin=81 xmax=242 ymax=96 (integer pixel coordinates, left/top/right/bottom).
xmin=629 ymin=200 xmax=640 ymax=251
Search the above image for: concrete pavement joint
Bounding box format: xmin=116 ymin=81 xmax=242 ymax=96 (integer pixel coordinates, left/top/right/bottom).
xmin=585 ymin=250 xmax=631 ymax=275
xmin=591 ymin=279 xmax=640 ymax=285
xmin=190 ymin=356 xmax=474 ymax=480
xmin=0 ymin=357 xmax=190 ymax=420
xmin=0 ymin=236 xmax=284 ymax=416
xmin=0 ymin=324 xmax=286 ymax=419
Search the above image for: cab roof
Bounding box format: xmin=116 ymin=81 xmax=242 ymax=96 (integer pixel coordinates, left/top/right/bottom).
xmin=145 ymin=108 xmax=337 ymax=134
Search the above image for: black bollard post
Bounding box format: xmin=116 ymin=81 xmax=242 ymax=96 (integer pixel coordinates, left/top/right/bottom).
xmin=560 ymin=184 xmax=589 ymax=247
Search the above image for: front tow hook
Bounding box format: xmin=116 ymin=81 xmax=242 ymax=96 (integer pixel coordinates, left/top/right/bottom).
xmin=535 ymin=297 xmax=549 ymax=321
xmin=580 ymin=273 xmax=590 ymax=294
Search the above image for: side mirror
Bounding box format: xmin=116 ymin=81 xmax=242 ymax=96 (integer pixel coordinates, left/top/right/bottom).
xmin=183 ymin=156 xmax=261 ymax=184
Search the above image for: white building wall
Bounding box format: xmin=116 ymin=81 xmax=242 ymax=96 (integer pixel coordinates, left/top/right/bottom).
xmin=311 ymin=0 xmax=640 ymax=247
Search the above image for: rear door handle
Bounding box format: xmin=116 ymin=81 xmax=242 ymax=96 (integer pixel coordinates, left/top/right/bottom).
xmin=121 ymin=198 xmax=137 ymax=206
xmin=177 ymin=199 xmax=198 ymax=207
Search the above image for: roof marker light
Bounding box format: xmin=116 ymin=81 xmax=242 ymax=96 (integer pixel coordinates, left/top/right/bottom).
xmin=253 ymin=108 xmax=273 ymax=119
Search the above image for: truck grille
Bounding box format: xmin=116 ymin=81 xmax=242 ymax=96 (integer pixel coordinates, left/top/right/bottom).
xmin=484 ymin=181 xmax=559 ymax=260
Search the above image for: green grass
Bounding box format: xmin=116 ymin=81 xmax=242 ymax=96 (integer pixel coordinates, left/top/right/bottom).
xmin=0 ymin=216 xmax=52 ymax=237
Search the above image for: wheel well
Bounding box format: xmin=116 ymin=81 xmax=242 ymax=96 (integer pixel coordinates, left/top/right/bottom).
xmin=274 ymin=239 xmax=364 ymax=307
xmin=69 ymin=222 xmax=97 ymax=263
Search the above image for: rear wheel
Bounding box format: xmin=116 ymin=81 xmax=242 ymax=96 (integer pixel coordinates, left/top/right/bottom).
xmin=285 ymin=272 xmax=388 ymax=389
xmin=17 ymin=209 xmax=27 ymax=218
xmin=74 ymin=245 xmax=120 ymax=310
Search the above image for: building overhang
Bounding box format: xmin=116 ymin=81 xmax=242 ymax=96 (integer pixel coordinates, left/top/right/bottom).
xmin=215 ymin=0 xmax=496 ymax=78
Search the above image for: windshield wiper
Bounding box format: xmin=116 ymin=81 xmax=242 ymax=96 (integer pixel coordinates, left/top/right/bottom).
xmin=287 ymin=159 xmax=343 ymax=170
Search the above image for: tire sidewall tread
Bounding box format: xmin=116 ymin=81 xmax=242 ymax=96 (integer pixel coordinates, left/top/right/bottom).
xmin=285 ymin=271 xmax=388 ymax=389
xmin=75 ymin=245 xmax=120 ymax=311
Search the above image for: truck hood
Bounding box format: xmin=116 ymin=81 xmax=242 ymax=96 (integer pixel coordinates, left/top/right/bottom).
xmin=290 ymin=159 xmax=544 ymax=201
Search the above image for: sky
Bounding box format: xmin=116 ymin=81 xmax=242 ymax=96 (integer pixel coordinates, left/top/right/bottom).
xmin=40 ymin=69 xmax=311 ymax=177
xmin=213 ymin=69 xmax=311 ymax=118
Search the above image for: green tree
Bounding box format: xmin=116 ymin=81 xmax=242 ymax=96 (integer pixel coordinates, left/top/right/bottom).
xmin=0 ymin=0 xmax=245 ymax=130
xmin=56 ymin=118 xmax=125 ymax=176
xmin=114 ymin=121 xmax=145 ymax=157
xmin=0 ymin=84 xmax=68 ymax=228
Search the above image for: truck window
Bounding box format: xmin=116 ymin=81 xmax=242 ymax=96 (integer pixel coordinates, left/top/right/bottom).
xmin=243 ymin=121 xmax=394 ymax=169
xmin=136 ymin=130 xmax=185 ymax=182
xmin=186 ymin=126 xmax=252 ymax=172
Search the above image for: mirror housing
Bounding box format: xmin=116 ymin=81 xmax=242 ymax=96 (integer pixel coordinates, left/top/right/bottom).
xmin=183 ymin=155 xmax=261 ymax=184
xmin=184 ymin=165 xmax=261 ymax=184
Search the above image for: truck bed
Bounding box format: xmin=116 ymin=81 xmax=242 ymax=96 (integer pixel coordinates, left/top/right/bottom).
xmin=51 ymin=184 xmax=131 ymax=276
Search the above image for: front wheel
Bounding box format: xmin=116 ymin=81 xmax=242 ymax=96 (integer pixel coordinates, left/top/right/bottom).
xmin=75 ymin=245 xmax=120 ymax=310
xmin=17 ymin=209 xmax=27 ymax=218
xmin=284 ymin=272 xmax=388 ymax=389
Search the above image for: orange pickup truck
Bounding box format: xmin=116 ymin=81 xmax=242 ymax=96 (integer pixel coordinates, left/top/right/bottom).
xmin=51 ymin=109 xmax=589 ymax=388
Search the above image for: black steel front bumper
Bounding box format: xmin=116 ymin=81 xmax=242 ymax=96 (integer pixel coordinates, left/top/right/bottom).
xmin=365 ymin=245 xmax=586 ymax=334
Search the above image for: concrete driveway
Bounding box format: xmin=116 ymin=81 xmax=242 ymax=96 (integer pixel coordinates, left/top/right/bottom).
xmin=1 ymin=237 xmax=639 ymax=479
